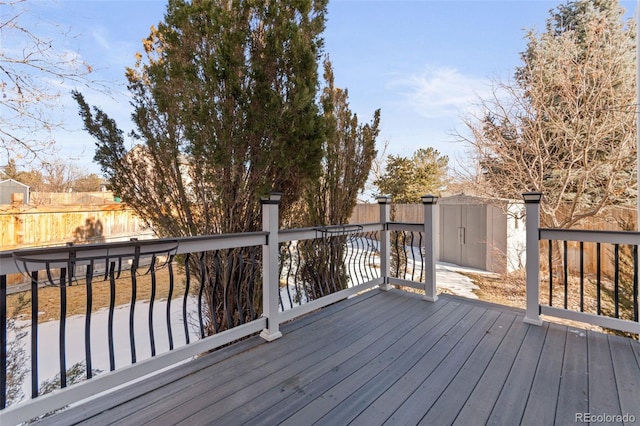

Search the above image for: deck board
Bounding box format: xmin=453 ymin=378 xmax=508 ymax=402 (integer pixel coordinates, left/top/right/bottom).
xmin=633 ymin=335 xmax=640 ymax=364
xmin=451 ymin=316 xmax=529 ymax=426
xmin=588 ymin=331 xmax=623 ymax=422
xmin=318 ymin=307 xmax=497 ymax=426
xmin=519 ymin=323 xmax=566 ymax=426
xmin=350 ymin=304 xmax=497 ymax=426
xmin=485 ymin=321 xmax=548 ymax=425
xmin=35 ymin=289 xmax=640 ymax=426
xmin=555 ymin=328 xmax=590 ymax=425
xmin=415 ymin=312 xmax=517 ymax=426
xmin=71 ymin=288 xmax=389 ymax=426
xmin=122 ymin=290 xmax=413 ymax=425
xmin=384 ymin=308 xmax=502 ymax=426
xmin=181 ymin=292 xmax=433 ymax=425
xmin=235 ymin=298 xmax=464 ymax=426
xmin=278 ymin=302 xmax=480 ymax=425
xmin=609 ymin=334 xmax=640 ymax=422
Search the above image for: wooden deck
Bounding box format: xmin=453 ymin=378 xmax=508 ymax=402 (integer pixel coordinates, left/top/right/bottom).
xmin=38 ymin=289 xmax=640 ymax=426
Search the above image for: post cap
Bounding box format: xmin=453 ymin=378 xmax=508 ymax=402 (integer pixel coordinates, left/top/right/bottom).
xmin=421 ymin=194 xmax=438 ymax=205
xmin=522 ymin=192 xmax=543 ymax=203
xmin=377 ymin=195 xmax=392 ymax=204
xmin=260 ymin=191 xmax=283 ymax=205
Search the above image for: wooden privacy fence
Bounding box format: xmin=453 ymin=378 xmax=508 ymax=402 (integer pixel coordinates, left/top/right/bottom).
xmin=553 ymin=208 xmax=637 ymax=279
xmin=0 ymin=204 xmax=150 ymax=286
xmin=2 ymin=201 xmax=636 ymax=279
xmin=29 ymin=191 xmax=118 ymax=205
xmin=349 ymin=203 xmax=424 ymax=224
xmin=0 ymin=204 xmax=148 ymax=250
xmin=350 ymin=203 xmax=637 ymax=277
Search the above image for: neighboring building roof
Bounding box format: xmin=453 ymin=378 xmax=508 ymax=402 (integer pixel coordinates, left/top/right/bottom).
xmin=0 ymin=178 xmax=30 ymax=205
xmin=0 ymin=178 xmax=30 ymax=189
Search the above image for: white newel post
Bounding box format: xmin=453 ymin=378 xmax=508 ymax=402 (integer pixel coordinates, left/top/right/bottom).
xmin=523 ymin=192 xmax=543 ymax=326
xmin=421 ymin=195 xmax=438 ymax=302
xmin=377 ymin=195 xmax=393 ymax=290
xmin=260 ymin=192 xmax=283 ymax=341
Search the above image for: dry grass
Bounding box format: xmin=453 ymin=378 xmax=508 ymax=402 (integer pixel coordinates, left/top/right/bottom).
xmin=463 ymin=269 xmax=528 ymax=309
xmin=7 ymin=267 xmax=187 ymax=323
xmin=460 ymin=269 xmax=638 ymax=338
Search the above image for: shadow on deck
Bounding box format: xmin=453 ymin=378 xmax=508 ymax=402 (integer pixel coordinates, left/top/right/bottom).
xmin=37 ymin=289 xmax=640 ymax=426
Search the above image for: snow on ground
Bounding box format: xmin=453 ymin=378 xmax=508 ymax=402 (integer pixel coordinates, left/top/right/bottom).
xmin=15 ymin=297 xmax=200 ymax=399
xmin=9 ymin=238 xmax=488 ymax=402
xmin=398 ymin=242 xmax=489 ymax=299
xmin=435 ymin=262 xmax=487 ymax=299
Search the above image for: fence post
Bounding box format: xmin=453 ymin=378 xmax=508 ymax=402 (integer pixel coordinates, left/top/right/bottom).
xmin=377 ymin=195 xmax=393 ymax=290
xmin=260 ymin=192 xmax=283 ymax=341
xmin=421 ymin=195 xmax=438 ymax=302
xmin=523 ymin=192 xmax=543 ymax=326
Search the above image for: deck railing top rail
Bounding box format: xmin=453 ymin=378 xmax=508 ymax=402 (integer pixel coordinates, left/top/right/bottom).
xmin=540 ymin=227 xmax=640 ymax=245
xmin=0 ymin=232 xmax=269 ymax=276
xmin=278 ymin=222 xmax=383 ymax=242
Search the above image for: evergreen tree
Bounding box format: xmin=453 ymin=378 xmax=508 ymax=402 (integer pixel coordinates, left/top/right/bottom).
xmin=298 ymin=56 xmax=380 ymax=297
xmin=74 ymin=0 xmax=326 ymax=236
xmin=73 ymin=0 xmax=328 ymax=333
xmin=304 ymin=56 xmax=380 ymax=226
xmin=374 ymin=148 xmax=449 ymax=204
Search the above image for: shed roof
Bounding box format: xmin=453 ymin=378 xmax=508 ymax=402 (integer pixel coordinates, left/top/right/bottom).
xmin=439 ymin=194 xmax=520 ymax=205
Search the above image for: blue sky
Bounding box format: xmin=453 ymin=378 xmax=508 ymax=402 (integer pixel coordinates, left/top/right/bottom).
xmin=6 ymin=0 xmax=638 ymax=173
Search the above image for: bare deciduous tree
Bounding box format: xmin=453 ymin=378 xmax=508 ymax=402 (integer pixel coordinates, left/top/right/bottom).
xmin=40 ymin=160 xmax=85 ymax=192
xmin=1 ymin=0 xmax=94 ymax=163
xmin=458 ymin=0 xmax=636 ymax=229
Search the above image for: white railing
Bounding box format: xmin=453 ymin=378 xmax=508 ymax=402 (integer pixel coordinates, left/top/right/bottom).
xmin=523 ymin=195 xmax=640 ymax=335
xmin=0 ymin=194 xmax=440 ymax=425
xmin=0 ymin=232 xmax=269 ymax=425
xmin=11 ymin=192 xmax=639 ymax=424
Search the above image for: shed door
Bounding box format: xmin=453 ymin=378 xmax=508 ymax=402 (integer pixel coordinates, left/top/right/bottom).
xmin=439 ymin=205 xmax=486 ymax=270
xmin=461 ymin=205 xmax=486 ymax=270
xmin=440 ymin=205 xmax=461 ymax=265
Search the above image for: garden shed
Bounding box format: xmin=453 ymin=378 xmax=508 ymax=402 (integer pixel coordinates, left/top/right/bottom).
xmin=0 ymin=179 xmax=30 ymax=205
xmin=438 ymin=195 xmax=526 ymax=274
